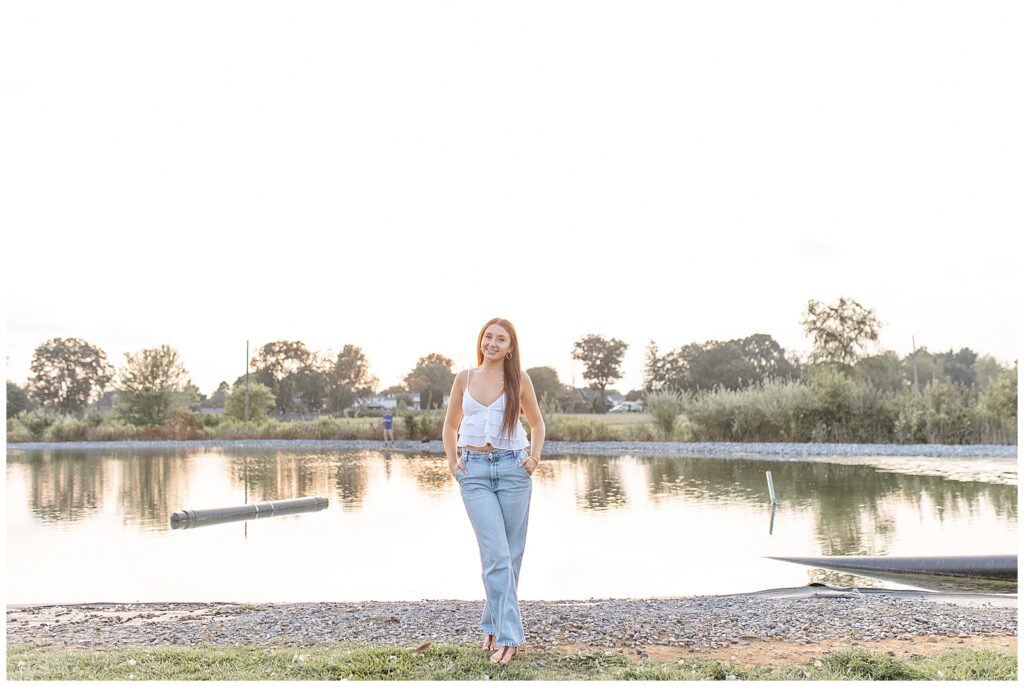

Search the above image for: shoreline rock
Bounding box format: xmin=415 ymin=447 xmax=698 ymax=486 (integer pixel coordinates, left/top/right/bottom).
xmin=7 ymin=586 xmax=1016 ymax=651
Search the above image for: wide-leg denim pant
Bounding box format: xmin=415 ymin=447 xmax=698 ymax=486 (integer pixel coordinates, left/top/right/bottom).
xmin=455 ymin=447 xmax=532 ymax=648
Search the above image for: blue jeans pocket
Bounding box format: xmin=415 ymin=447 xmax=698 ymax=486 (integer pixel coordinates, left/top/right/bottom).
xmin=517 ymin=451 xmax=532 ymax=476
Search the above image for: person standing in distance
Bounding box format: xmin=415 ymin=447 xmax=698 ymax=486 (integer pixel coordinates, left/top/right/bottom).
xmin=443 ymin=318 xmax=545 ymax=665
xmin=382 ymin=408 xmax=395 ymax=446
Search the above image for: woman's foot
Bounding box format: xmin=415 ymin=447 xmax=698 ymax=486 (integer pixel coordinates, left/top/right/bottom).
xmin=490 ymin=645 xmax=519 ymax=664
xmin=482 ymin=634 xmax=497 ymax=652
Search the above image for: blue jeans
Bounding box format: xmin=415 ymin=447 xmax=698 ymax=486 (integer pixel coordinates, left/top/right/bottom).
xmin=456 ymin=447 xmax=533 ymax=647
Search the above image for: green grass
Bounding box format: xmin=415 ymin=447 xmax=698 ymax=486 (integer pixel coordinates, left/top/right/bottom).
xmin=6 ymin=643 xmax=1017 ymax=681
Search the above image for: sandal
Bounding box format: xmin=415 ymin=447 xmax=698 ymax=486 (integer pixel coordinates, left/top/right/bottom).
xmin=482 ymin=634 xmax=497 ymax=652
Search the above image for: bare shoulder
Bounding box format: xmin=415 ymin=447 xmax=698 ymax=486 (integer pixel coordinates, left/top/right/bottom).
xmin=519 ymin=370 xmax=536 ymax=393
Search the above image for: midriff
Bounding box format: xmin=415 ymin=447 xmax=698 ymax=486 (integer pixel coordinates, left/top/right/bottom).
xmin=464 ymin=443 xmax=497 ymax=452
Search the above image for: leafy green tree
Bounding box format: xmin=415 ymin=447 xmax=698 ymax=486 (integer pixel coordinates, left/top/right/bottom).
xmin=643 ymin=341 xmax=664 ymax=392
xmin=203 ymin=381 xmax=231 ymax=408
xmin=224 ymin=382 xmax=276 ymax=422
xmin=902 ymin=347 xmax=944 ymax=388
xmin=250 ymin=341 xmax=313 ymax=414
xmin=657 ymin=347 xmax=690 ymax=391
xmin=736 ymin=333 xmax=799 ymax=380
xmin=981 ymin=364 xmax=1016 ymax=411
xmin=852 ymin=351 xmax=906 ymax=392
xmin=524 ymin=366 xmax=570 ymax=412
xmin=328 ymin=345 xmax=378 ymax=412
xmin=686 ymin=340 xmax=758 ymax=391
xmin=646 ymin=334 xmax=797 ymax=393
xmin=7 ymin=381 xmax=34 ymax=418
xmin=116 ymin=345 xmax=193 ymax=425
xmin=974 ymin=355 xmax=1011 ymax=389
xmin=801 ymin=297 xmax=881 ymax=367
xmin=290 ymin=356 xmax=332 ymax=412
xmin=644 ymin=341 xmax=683 ymax=392
xmin=571 ymin=334 xmax=628 ymax=412
xmin=404 ymin=353 xmax=455 ymax=410
xmin=27 ymin=337 xmax=115 ymax=416
xmin=939 ymin=348 xmax=978 ymax=388
xmin=181 ymin=381 xmax=203 ymax=409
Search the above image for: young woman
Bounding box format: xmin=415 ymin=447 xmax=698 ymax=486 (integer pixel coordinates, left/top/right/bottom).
xmin=443 ymin=317 xmax=546 ymax=665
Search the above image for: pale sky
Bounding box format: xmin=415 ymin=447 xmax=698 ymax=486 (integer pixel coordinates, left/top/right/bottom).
xmin=3 ymin=1 xmax=1020 ymax=398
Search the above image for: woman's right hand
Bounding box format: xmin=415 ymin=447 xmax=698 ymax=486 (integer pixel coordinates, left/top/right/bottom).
xmin=449 ymin=460 xmax=465 ymax=478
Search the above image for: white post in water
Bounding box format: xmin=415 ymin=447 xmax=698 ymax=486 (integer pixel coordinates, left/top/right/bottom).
xmin=766 ymin=470 xmax=777 ymax=505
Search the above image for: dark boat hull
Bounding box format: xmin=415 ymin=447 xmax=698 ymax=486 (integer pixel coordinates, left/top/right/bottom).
xmin=768 ymin=555 xmax=1017 ymax=581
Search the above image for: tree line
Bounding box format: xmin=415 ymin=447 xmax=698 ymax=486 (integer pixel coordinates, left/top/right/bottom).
xmin=6 ymin=335 xmax=625 ymax=425
xmin=7 ymin=297 xmax=1018 ymax=437
xmin=642 ymin=297 xmax=1012 ymax=396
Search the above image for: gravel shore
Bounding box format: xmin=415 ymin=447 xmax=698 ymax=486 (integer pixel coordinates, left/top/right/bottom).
xmin=8 ymin=586 xmax=1016 ymax=653
xmin=7 ymin=439 xmax=1017 ymax=458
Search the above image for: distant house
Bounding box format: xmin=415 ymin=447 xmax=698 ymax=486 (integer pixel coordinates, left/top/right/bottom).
xmin=355 ymin=392 xmax=422 ymax=410
xmin=95 ymin=391 xmax=117 ymax=413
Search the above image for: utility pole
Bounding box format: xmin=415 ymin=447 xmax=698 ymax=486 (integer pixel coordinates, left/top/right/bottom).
xmin=911 ymin=336 xmax=920 ymax=395
xmin=244 ymin=340 xmax=251 ymax=422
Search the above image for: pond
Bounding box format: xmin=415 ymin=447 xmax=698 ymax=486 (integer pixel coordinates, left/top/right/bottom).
xmin=6 ymin=446 xmax=1017 ymax=604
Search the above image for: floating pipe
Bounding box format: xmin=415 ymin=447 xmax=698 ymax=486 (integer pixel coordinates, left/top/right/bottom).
xmin=768 ymin=554 xmax=1017 ymax=581
xmin=765 ymin=470 xmax=776 ymax=505
xmin=170 ymin=496 xmax=328 ymax=530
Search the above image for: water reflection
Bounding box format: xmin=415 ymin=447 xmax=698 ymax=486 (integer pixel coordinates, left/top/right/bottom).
xmin=808 ymin=567 xmax=1018 ymax=594
xmin=407 ymin=453 xmax=458 ymax=493
xmin=225 ymin=451 xmax=339 ymax=505
xmin=26 ymin=451 xmax=107 ymax=523
xmin=6 ymin=447 xmax=1017 ymax=603
xmin=561 ymin=457 xmax=628 ymax=511
xmin=635 ymin=455 xmax=1018 ymax=556
xmin=117 ymin=449 xmax=193 ymax=527
xmin=13 ymin=450 xmax=1018 ymax=537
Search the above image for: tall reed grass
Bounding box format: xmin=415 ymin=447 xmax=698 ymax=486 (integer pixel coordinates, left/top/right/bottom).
xmin=644 ymin=390 xmax=685 ymax=438
xmin=683 ymin=372 xmax=1016 ymax=444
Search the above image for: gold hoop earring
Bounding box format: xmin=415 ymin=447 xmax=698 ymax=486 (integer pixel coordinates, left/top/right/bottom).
xmin=505 ymin=352 xmax=512 ymax=360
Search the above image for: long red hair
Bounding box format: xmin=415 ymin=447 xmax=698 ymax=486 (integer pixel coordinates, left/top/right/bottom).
xmin=475 ymin=318 xmax=522 ymax=442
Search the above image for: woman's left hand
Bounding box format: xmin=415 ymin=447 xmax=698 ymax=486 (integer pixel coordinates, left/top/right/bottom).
xmin=521 ymin=455 xmax=540 ymax=476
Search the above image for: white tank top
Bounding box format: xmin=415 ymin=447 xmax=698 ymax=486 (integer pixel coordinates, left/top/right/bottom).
xmin=457 ymin=369 xmax=530 ymax=450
